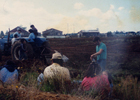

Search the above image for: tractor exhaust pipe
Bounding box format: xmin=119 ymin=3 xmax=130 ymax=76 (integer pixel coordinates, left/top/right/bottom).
xmin=7 ymin=28 xmax=10 ymax=43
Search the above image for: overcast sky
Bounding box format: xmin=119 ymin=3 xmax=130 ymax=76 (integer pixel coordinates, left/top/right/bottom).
xmin=0 ymin=0 xmax=140 ymax=34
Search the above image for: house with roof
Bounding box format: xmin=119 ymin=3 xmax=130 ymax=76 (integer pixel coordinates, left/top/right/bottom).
xmin=10 ymin=26 xmax=29 ymax=37
xmin=77 ymin=28 xmax=100 ymax=37
xmin=42 ymin=28 xmax=63 ymax=38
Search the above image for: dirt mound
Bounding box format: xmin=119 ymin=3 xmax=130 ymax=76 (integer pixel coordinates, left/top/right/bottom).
xmin=0 ymin=85 xmax=81 ymax=100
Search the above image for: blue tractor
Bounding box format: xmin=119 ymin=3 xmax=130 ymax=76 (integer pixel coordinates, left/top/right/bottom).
xmin=0 ymin=31 xmax=52 ymax=64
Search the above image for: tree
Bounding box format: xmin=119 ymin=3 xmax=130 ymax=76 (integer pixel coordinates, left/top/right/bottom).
xmin=1 ymin=31 xmax=4 ymax=36
xmin=5 ymin=31 xmax=9 ymax=35
xmin=107 ymin=31 xmax=113 ymax=37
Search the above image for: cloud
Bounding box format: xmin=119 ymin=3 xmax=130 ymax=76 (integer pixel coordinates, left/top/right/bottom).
xmin=74 ymin=3 xmax=84 ymax=10
xmin=110 ymin=4 xmax=115 ymax=10
xmin=0 ymin=1 xmax=65 ymax=32
xmin=77 ymin=4 xmax=124 ymax=32
xmin=118 ymin=7 xmax=124 ymax=10
xmin=78 ymin=8 xmax=102 ymax=18
xmin=130 ymin=6 xmax=140 ymax=23
xmin=52 ymin=16 xmax=89 ymax=33
xmin=78 ymin=5 xmax=116 ymax=22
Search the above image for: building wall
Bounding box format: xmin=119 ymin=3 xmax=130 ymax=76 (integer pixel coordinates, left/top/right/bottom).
xmin=42 ymin=29 xmax=63 ymax=37
xmin=78 ymin=32 xmax=99 ymax=37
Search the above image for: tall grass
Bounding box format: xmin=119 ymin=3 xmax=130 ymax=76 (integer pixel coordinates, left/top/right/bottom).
xmin=0 ymin=59 xmax=140 ymax=100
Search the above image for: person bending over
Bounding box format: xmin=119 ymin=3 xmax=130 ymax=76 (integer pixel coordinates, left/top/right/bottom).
xmin=90 ymin=37 xmax=107 ymax=71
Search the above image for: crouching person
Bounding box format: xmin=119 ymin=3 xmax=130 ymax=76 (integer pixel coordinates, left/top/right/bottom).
xmin=43 ymin=52 xmax=71 ymax=92
xmin=80 ymin=63 xmax=111 ymax=98
xmin=19 ymin=39 xmax=27 ymax=60
xmin=0 ymin=60 xmax=19 ymax=84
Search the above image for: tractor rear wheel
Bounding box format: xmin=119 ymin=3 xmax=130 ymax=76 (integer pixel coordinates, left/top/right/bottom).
xmin=11 ymin=41 xmax=34 ymax=60
xmin=42 ymin=41 xmax=52 ymax=65
xmin=0 ymin=50 xmax=2 ymax=61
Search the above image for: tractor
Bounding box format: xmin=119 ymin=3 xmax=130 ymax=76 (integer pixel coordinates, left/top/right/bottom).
xmin=0 ymin=30 xmax=52 ymax=65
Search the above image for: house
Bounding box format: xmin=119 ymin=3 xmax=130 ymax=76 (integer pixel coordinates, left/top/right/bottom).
xmin=77 ymin=29 xmax=100 ymax=37
xmin=42 ymin=28 xmax=63 ymax=37
xmin=126 ymin=31 xmax=136 ymax=36
xmin=136 ymin=31 xmax=140 ymax=36
xmin=65 ymin=33 xmax=78 ymax=38
xmin=114 ymin=31 xmax=126 ymax=37
xmin=10 ymin=26 xmax=29 ymax=37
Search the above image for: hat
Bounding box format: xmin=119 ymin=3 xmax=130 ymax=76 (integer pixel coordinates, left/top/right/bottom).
xmin=52 ymin=52 xmax=62 ymax=59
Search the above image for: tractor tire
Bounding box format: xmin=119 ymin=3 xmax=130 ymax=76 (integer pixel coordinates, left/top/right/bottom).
xmin=25 ymin=43 xmax=34 ymax=59
xmin=0 ymin=50 xmax=2 ymax=61
xmin=11 ymin=41 xmax=34 ymax=60
xmin=42 ymin=41 xmax=52 ymax=54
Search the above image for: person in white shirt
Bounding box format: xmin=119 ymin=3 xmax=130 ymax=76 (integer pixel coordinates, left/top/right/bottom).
xmin=28 ymin=29 xmax=35 ymax=42
xmin=13 ymin=28 xmax=21 ymax=38
xmin=43 ymin=52 xmax=71 ymax=91
xmin=11 ymin=34 xmax=18 ymax=45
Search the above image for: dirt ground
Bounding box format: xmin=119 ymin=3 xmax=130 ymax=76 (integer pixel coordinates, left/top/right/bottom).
xmin=0 ymin=37 xmax=140 ymax=100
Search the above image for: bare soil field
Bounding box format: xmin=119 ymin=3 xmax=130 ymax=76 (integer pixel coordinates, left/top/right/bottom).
xmin=0 ymin=37 xmax=140 ymax=100
xmin=49 ymin=37 xmax=140 ymax=78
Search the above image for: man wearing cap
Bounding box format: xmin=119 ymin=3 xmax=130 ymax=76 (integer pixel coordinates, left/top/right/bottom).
xmin=43 ymin=52 xmax=71 ymax=90
xmin=13 ymin=28 xmax=21 ymax=38
xmin=90 ymin=37 xmax=107 ymax=71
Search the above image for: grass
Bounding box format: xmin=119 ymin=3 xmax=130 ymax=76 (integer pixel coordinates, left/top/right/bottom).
xmin=0 ymin=60 xmax=140 ymax=100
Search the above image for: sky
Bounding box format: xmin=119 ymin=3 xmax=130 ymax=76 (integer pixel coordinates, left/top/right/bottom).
xmin=0 ymin=0 xmax=140 ymax=34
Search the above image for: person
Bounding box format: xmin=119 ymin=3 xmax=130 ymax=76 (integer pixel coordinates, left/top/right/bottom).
xmin=90 ymin=37 xmax=107 ymax=71
xmin=0 ymin=60 xmax=18 ymax=84
xmin=11 ymin=34 xmax=18 ymax=45
xmin=13 ymin=28 xmax=21 ymax=38
xmin=30 ymin=25 xmax=38 ymax=36
xmin=19 ymin=39 xmax=27 ymax=60
xmin=102 ymin=71 xmax=113 ymax=97
xmin=37 ymin=68 xmax=45 ymax=85
xmin=80 ymin=63 xmax=110 ymax=95
xmin=43 ymin=52 xmax=71 ymax=91
xmin=37 ymin=73 xmax=44 ymax=85
xmin=28 ymin=29 xmax=35 ymax=42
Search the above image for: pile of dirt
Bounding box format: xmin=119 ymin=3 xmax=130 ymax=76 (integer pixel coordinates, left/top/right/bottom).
xmin=0 ymin=85 xmax=82 ymax=100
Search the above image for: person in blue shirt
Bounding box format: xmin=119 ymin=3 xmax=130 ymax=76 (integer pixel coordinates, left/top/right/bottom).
xmin=13 ymin=28 xmax=21 ymax=38
xmin=30 ymin=25 xmax=38 ymax=36
xmin=90 ymin=37 xmax=107 ymax=71
xmin=0 ymin=60 xmax=19 ymax=84
xmin=28 ymin=29 xmax=35 ymax=42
